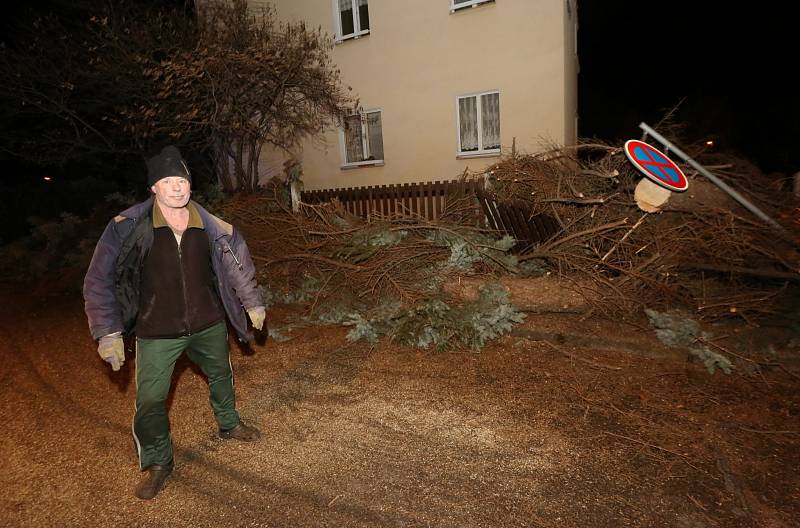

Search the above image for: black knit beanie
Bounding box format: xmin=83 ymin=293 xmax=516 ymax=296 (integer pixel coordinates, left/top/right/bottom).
xmin=146 ymin=145 xmax=191 ymax=187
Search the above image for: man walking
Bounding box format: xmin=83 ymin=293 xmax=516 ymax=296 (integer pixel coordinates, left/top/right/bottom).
xmin=83 ymin=145 xmax=267 ymax=500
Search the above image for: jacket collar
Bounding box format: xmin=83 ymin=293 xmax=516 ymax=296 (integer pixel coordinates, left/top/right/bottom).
xmin=119 ymin=197 xmax=233 ymax=240
xmin=152 ymin=200 xmax=204 ymax=230
xmin=193 ymin=201 xmax=234 ymax=240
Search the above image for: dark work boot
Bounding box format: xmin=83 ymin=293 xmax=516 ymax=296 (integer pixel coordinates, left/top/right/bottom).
xmin=134 ymin=464 xmax=173 ymax=500
xmin=219 ymin=421 xmax=261 ymax=441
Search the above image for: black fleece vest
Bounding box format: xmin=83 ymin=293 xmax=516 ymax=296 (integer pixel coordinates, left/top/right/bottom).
xmin=135 ymin=226 xmax=224 ymax=339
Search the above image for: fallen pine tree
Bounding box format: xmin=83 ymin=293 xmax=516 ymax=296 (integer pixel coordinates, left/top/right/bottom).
xmin=215 ymin=123 xmax=798 ymax=350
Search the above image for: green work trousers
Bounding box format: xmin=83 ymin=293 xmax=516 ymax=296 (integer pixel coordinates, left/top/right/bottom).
xmin=133 ymin=321 xmax=240 ymax=470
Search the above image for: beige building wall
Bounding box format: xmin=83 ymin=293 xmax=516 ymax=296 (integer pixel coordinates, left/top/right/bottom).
xmin=251 ymin=0 xmax=578 ymax=190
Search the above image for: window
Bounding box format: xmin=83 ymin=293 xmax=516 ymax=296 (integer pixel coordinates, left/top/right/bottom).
xmin=342 ymin=109 xmax=384 ymax=167
xmin=457 ymin=91 xmax=500 ymax=156
xmin=335 ymin=0 xmax=369 ymax=42
xmin=450 ymin=0 xmax=494 ymax=13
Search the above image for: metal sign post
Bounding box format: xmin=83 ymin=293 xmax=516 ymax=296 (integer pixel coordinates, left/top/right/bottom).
xmin=638 ymin=122 xmax=785 ymax=232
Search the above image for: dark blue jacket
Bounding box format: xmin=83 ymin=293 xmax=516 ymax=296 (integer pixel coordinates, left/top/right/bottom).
xmin=83 ymin=197 xmax=263 ymax=342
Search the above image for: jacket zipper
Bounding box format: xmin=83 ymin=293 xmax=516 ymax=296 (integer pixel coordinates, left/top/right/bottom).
xmin=222 ymin=242 xmax=243 ymax=270
xmin=177 ymin=240 xmax=191 ymax=335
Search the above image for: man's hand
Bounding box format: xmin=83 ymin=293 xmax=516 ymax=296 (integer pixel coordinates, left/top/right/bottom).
xmin=247 ymin=306 xmax=266 ymax=331
xmin=98 ymin=333 xmax=125 ymax=371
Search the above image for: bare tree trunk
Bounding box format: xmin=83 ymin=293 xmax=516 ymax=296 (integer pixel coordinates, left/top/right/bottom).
xmin=234 ymin=139 xmax=246 ymax=190
xmin=213 ymin=137 xmax=235 ymax=193
xmin=213 ymin=135 xmax=263 ymax=193
xmin=249 ymin=140 xmax=262 ymax=191
xmin=245 ymin=140 xmax=255 ymax=191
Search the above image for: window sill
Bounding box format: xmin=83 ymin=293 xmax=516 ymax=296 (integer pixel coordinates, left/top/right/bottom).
xmin=457 ymin=151 xmax=501 ymax=160
xmin=450 ymin=0 xmax=495 ymax=14
xmin=335 ymin=30 xmax=370 ymax=44
xmin=341 ymin=160 xmax=385 ymax=170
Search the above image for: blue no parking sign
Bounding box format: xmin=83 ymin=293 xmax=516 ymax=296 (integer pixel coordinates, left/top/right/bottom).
xmin=624 ymin=139 xmax=689 ymax=192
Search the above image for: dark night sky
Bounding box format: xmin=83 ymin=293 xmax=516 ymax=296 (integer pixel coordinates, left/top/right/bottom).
xmin=578 ymin=1 xmax=797 ymax=174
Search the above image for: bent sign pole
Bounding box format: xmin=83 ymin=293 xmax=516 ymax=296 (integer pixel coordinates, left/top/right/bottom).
xmin=638 ymin=122 xmax=785 ymax=233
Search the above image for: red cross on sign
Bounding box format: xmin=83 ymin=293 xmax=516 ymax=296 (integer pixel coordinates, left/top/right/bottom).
xmin=624 ymin=140 xmax=689 ymax=192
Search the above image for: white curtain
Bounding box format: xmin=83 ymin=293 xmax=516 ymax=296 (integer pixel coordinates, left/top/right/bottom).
xmin=481 ymin=92 xmax=500 ymax=150
xmin=344 ymin=114 xmax=363 ymax=163
xmin=358 ymin=0 xmax=370 ymax=30
xmin=340 ymin=0 xmax=368 ymax=35
xmin=339 ymin=0 xmax=354 ymax=35
xmin=366 ymin=112 xmax=383 ymax=160
xmin=459 ymin=97 xmax=478 ymax=152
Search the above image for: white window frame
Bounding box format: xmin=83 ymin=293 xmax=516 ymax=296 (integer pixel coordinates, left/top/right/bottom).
xmin=455 ymin=90 xmax=501 ymax=157
xmin=333 ymin=0 xmax=370 ymax=43
xmin=339 ymin=108 xmax=385 ymax=169
xmin=450 ymin=0 xmax=494 ymax=13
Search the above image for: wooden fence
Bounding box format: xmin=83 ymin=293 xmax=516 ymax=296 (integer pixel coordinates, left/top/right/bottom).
xmin=474 ymin=187 xmax=562 ymax=251
xmin=301 ymin=179 xmax=483 ymax=222
xmin=301 ymin=179 xmax=561 ymax=250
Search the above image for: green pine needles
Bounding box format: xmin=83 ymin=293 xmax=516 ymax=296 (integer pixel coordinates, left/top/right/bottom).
xmin=341 ymin=283 xmax=525 ymax=352
xmin=274 ymin=221 xmax=532 ymax=351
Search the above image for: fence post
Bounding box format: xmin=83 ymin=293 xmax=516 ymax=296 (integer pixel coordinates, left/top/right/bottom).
xmin=290 ymin=180 xmax=301 ymax=212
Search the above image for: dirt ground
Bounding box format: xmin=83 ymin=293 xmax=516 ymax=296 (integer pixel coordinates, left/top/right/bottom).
xmin=1 ymin=276 xmax=798 ymax=528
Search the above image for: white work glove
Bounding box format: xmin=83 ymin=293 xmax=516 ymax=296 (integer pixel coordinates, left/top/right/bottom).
xmin=98 ymin=333 xmax=125 ymax=371
xmin=247 ymin=306 xmax=266 ymax=331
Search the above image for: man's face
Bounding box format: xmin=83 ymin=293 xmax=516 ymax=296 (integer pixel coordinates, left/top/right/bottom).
xmin=151 ymin=176 xmax=191 ymax=209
